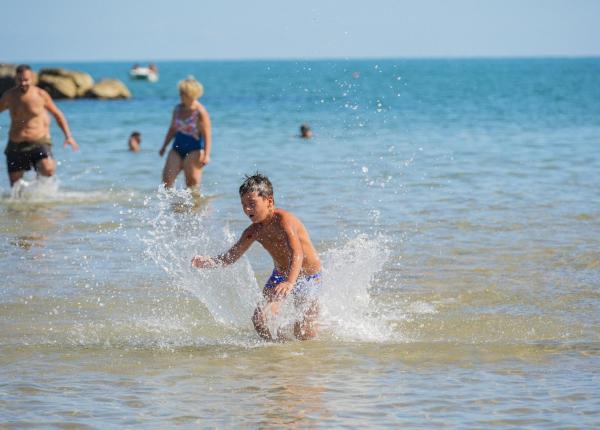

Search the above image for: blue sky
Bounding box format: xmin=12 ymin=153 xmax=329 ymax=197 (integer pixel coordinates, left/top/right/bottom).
xmin=1 ymin=0 xmax=599 ymax=62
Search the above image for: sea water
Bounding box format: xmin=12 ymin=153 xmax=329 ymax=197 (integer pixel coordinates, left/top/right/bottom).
xmin=1 ymin=58 xmax=599 ymax=428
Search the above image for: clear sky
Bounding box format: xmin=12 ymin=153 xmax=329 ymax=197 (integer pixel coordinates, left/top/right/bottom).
xmin=1 ymin=0 xmax=599 ymax=62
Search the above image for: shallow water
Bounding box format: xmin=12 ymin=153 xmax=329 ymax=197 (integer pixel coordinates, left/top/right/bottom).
xmin=1 ymin=58 xmax=599 ymax=428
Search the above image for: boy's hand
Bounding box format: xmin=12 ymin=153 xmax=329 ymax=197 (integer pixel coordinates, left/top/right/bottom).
xmin=191 ymin=255 xmax=216 ymax=268
xmin=274 ymin=281 xmax=294 ymax=299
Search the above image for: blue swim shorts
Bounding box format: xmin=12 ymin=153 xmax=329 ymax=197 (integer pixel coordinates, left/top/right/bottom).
xmin=264 ymin=270 xmax=322 ymax=298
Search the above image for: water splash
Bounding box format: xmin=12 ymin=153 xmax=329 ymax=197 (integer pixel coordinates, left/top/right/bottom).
xmin=141 ymin=189 xmax=394 ymax=343
xmin=319 ymin=234 xmax=393 ymax=342
xmin=9 ymin=176 xmax=59 ymax=200
xmin=142 ymin=187 xmax=261 ymax=330
xmin=1 ymin=175 xmax=132 ymax=205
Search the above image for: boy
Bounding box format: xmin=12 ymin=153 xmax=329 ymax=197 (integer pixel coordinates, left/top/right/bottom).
xmin=191 ymin=173 xmax=322 ymax=341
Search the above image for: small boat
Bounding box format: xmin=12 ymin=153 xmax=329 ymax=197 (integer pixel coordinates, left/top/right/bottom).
xmin=129 ymin=66 xmax=158 ymax=82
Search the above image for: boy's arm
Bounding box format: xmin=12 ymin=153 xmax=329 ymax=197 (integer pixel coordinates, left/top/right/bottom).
xmin=274 ymin=216 xmax=304 ymax=297
xmin=42 ymin=89 xmax=78 ymax=151
xmin=191 ymin=226 xmax=255 ymax=268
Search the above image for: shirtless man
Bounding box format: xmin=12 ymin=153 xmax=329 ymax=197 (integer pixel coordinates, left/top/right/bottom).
xmin=0 ymin=64 xmax=78 ymax=186
xmin=191 ymin=173 xmax=322 ymax=341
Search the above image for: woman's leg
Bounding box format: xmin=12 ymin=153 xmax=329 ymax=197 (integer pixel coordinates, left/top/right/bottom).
xmin=183 ymin=150 xmax=204 ymax=189
xmin=162 ymin=150 xmax=183 ymax=188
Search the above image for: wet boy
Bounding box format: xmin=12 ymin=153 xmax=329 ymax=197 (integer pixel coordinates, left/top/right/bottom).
xmin=191 ymin=173 xmax=322 ymax=341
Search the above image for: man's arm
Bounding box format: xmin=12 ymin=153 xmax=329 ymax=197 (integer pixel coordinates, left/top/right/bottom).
xmin=42 ymin=90 xmax=79 ymax=151
xmin=0 ymin=91 xmax=9 ymax=113
xmin=191 ymin=226 xmax=256 ymax=268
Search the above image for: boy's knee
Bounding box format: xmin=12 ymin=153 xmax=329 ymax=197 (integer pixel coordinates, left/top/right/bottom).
xmin=294 ymin=322 xmax=317 ymax=340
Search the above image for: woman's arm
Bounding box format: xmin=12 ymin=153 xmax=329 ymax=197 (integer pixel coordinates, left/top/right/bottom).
xmin=159 ymin=108 xmax=177 ymax=156
xmin=197 ymin=104 xmax=212 ymax=165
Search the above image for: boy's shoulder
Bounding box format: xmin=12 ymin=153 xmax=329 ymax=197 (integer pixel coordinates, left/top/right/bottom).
xmin=274 ymin=207 xmax=294 ymax=219
xmin=274 ymin=207 xmax=304 ymax=227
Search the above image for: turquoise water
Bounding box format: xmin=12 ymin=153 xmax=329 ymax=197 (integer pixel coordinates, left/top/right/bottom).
xmin=1 ymin=58 xmax=599 ymax=428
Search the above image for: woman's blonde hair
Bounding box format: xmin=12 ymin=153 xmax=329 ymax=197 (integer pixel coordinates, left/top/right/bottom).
xmin=178 ymin=76 xmax=204 ymax=99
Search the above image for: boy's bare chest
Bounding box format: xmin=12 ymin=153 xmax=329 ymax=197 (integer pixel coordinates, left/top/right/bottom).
xmin=255 ymin=225 xmax=289 ymax=253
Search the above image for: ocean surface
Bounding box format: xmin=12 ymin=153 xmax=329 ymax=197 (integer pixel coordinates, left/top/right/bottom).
xmin=1 ymin=58 xmax=599 ymax=428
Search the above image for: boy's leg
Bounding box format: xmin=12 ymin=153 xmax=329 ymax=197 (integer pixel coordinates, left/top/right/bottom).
xmin=293 ymin=299 xmax=320 ymax=340
xmin=252 ymin=305 xmax=272 ymax=341
xmin=252 ymin=301 xmax=281 ymax=341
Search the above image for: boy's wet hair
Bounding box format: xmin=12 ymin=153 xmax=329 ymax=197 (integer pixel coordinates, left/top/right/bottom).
xmin=239 ymin=173 xmax=273 ymax=199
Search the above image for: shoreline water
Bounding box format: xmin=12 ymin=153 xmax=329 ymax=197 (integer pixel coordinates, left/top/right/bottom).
xmin=1 ymin=58 xmax=599 ymax=427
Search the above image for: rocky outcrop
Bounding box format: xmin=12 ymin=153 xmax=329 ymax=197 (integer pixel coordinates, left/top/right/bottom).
xmin=85 ymin=79 xmax=131 ymax=99
xmin=38 ymin=68 xmax=94 ymax=99
xmin=0 ymin=65 xmax=131 ymax=100
xmin=0 ymin=64 xmax=16 ymax=97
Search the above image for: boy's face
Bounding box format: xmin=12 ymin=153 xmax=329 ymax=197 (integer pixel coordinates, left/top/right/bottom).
xmin=241 ymin=192 xmax=274 ymax=224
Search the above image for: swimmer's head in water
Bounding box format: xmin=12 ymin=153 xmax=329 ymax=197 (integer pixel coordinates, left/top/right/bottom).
xmin=300 ymin=124 xmax=312 ymax=138
xmin=178 ymin=76 xmax=204 ymax=101
xmin=239 ymin=173 xmax=274 ymax=200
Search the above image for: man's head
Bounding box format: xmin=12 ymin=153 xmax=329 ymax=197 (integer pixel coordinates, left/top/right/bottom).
xmin=15 ymin=64 xmax=34 ymax=93
xmin=239 ymin=173 xmax=274 ymax=223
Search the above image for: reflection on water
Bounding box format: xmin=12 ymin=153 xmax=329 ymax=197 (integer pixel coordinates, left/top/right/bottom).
xmin=10 ymin=234 xmax=47 ymax=250
xmin=2 ymin=204 xmax=66 ymax=251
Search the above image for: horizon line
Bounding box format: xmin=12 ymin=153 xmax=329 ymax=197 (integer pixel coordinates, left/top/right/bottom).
xmin=4 ymin=53 xmax=600 ymax=65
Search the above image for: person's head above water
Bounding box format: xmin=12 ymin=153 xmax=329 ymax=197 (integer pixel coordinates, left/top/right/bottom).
xmin=178 ymin=76 xmax=204 ymax=104
xmin=128 ymin=131 xmax=141 ymax=152
xmin=300 ymin=124 xmax=312 ymax=139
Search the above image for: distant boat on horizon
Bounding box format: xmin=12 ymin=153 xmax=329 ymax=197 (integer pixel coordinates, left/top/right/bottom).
xmin=129 ymin=64 xmax=158 ymax=82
